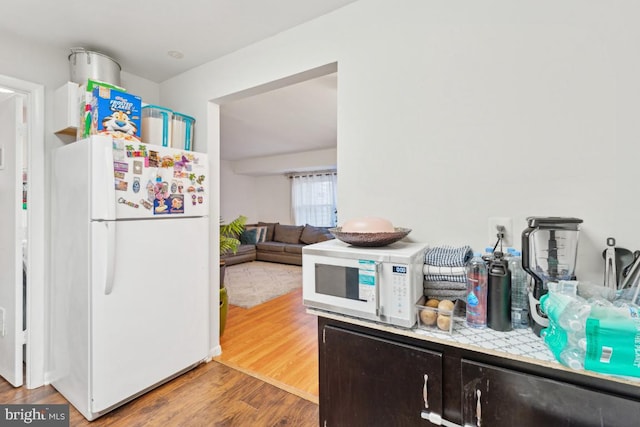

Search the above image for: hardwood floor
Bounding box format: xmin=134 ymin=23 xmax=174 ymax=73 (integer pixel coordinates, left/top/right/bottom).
xmin=0 ymin=361 xmax=318 ymax=426
xmin=0 ymin=287 xmax=320 ymax=426
xmin=214 ymin=287 xmax=319 ymax=403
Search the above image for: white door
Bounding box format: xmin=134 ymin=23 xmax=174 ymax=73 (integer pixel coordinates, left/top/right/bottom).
xmin=0 ymin=94 xmax=25 ymax=387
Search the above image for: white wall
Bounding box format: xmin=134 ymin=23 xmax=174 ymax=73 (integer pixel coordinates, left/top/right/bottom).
xmin=220 ymin=159 xmax=294 ymax=225
xmin=233 ymin=148 xmax=337 ymax=176
xmin=255 ymin=174 xmax=291 ymax=224
xmin=0 ymin=31 xmax=160 ymax=145
xmin=220 ymin=160 xmax=258 ymax=222
xmin=221 ymin=147 xmax=336 ymax=225
xmin=161 ymin=0 xmax=640 ymax=347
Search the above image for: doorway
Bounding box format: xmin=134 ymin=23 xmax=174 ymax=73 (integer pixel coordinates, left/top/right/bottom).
xmin=0 ymin=75 xmax=45 ymax=389
xmin=213 ymin=63 xmax=337 ymax=398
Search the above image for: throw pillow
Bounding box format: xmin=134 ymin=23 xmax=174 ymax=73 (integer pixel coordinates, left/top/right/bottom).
xmin=239 ymin=228 xmax=260 ymax=245
xmin=254 ymin=226 xmax=268 ymax=243
xmin=300 ymin=224 xmax=334 ymax=244
xmin=258 ymin=222 xmax=279 ymax=241
xmin=273 ymin=224 xmax=305 ymax=244
xmin=244 ymin=225 xmax=266 ymax=243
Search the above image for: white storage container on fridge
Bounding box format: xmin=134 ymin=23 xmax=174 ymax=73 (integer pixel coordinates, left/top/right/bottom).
xmin=141 ymin=105 xmax=173 ymax=147
xmin=171 ymin=112 xmax=195 ymax=151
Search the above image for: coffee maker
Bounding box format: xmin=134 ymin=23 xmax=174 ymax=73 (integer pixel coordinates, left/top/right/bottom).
xmin=521 ymin=217 xmax=583 ymax=336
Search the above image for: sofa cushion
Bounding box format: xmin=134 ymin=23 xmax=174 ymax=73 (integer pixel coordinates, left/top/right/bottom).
xmin=300 ymin=224 xmax=334 ymax=245
xmin=221 ymin=243 xmax=255 ymax=257
xmin=243 ymin=225 xmax=268 ymax=243
xmin=256 ymin=241 xmax=287 ymax=253
xmin=258 ymin=222 xmax=279 ymax=241
xmin=284 ymin=244 xmax=305 ymax=255
xmin=239 ymin=228 xmax=260 ymax=245
xmin=273 ymin=224 xmax=304 ymax=244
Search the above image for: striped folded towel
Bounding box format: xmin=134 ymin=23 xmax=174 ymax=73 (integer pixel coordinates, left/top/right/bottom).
xmin=422 ymin=265 xmax=467 ymax=276
xmin=424 ymin=245 xmax=473 ymax=267
xmin=424 ymin=289 xmax=467 ymax=300
xmin=424 ymin=280 xmax=467 ymax=291
xmin=424 ymin=274 xmax=467 ymax=283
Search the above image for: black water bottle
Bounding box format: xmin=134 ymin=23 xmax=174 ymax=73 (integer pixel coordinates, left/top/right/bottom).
xmin=487 ymin=251 xmax=512 ymax=331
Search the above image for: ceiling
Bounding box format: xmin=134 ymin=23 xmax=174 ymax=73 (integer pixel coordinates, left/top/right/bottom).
xmin=220 ymin=72 xmax=337 ymax=161
xmin=0 ymin=0 xmax=350 ymax=160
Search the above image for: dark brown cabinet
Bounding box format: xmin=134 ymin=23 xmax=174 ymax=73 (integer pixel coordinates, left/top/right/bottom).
xmin=461 ymin=359 xmax=640 ymax=427
xmin=318 ymin=317 xmax=640 ymax=427
xmin=320 ymin=325 xmax=443 ymax=426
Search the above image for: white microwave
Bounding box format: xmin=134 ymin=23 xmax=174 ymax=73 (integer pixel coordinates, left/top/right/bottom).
xmin=302 ymin=239 xmax=427 ymax=328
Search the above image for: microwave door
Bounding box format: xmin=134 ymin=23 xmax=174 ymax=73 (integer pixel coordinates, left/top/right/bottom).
xmin=308 ymin=258 xmax=380 ymax=319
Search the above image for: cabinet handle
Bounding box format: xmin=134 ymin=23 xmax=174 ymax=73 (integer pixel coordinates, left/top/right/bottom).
xmin=420 ymin=410 xmax=464 ymax=427
xmin=476 ymin=389 xmax=482 ymax=427
xmin=423 ymin=374 xmax=429 ymax=408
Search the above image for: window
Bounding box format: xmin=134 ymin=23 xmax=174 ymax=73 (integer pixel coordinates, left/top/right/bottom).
xmin=290 ymin=171 xmax=337 ymax=227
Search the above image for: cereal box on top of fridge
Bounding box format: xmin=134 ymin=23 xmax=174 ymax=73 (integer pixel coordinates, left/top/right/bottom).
xmin=76 ymin=79 xmax=126 ymax=141
xmin=90 ymin=86 xmax=142 ymax=142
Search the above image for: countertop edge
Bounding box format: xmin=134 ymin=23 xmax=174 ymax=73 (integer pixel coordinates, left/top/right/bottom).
xmin=308 ymin=308 xmax=640 ymax=388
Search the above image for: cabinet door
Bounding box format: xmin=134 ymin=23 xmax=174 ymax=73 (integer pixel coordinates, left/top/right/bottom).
xmin=461 ymin=359 xmax=640 ymax=427
xmin=321 ymin=325 xmax=443 ymax=427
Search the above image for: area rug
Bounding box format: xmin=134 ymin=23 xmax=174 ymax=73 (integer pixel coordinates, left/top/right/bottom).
xmin=224 ymin=261 xmax=302 ymax=309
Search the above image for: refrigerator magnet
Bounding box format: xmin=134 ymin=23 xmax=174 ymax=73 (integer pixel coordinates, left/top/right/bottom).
xmin=161 ymin=156 xmax=174 ymax=168
xmin=114 ymin=161 xmax=129 ymax=173
xmin=132 ymin=177 xmax=141 ymax=193
xmin=154 ymin=198 xmax=169 ymax=214
xmin=112 ymin=140 xmax=125 ymax=160
xmin=133 ymin=161 xmax=143 ymax=175
xmin=174 ymin=155 xmax=190 ymax=171
xmin=148 ymin=151 xmax=159 ymax=168
xmin=170 ymin=181 xmax=178 ymax=194
xmin=118 ymin=197 xmax=139 ymax=208
xmin=139 ymin=199 xmax=152 ymax=210
xmin=146 ymin=180 xmax=155 ymax=201
xmin=169 ymin=195 xmax=184 ymax=214
xmin=115 ymin=179 xmax=128 ymax=191
xmin=114 ymin=171 xmax=125 ymax=180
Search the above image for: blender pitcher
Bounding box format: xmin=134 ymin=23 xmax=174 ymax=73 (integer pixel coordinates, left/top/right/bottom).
xmin=521 ymin=217 xmax=583 ymax=336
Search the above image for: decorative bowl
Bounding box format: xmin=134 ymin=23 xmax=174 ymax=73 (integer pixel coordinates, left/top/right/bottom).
xmin=328 ymin=227 xmax=412 ymax=247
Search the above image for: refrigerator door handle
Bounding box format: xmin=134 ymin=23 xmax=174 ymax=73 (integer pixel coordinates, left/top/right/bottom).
xmin=104 ymin=222 xmax=116 ymax=295
xmin=104 ymin=143 xmax=116 ymax=220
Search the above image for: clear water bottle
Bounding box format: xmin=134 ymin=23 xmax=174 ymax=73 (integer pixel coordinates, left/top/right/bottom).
xmin=560 ymin=346 xmax=585 ymax=370
xmin=558 ymin=299 xmax=591 ymax=333
xmin=466 ymin=253 xmax=488 ymax=328
xmin=509 ymin=250 xmax=529 ymax=329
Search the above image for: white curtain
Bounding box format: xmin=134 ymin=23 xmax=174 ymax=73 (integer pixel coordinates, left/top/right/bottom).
xmin=290 ymin=171 xmax=337 ymax=227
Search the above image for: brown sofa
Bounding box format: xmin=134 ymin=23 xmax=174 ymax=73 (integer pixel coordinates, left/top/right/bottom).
xmin=221 ymin=222 xmax=334 ymax=266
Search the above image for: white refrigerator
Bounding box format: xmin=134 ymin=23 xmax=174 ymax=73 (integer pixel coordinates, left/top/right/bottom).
xmin=50 ymin=135 xmax=210 ymax=420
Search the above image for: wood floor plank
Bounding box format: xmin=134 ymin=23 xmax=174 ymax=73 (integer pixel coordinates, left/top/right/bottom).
xmin=0 ymin=361 xmax=318 ymax=426
xmin=215 ymin=286 xmax=319 ymax=402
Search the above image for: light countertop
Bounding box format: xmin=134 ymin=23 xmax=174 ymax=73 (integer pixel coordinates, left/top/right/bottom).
xmin=309 ymin=308 xmax=640 ymax=389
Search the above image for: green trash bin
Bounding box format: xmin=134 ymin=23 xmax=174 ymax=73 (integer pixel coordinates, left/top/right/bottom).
xmin=220 ymin=286 xmax=229 ymax=336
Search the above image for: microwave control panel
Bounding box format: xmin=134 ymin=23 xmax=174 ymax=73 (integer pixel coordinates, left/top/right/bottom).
xmin=389 ymin=264 xmax=410 ymax=318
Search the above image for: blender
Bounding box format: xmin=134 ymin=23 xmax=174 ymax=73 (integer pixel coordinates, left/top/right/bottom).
xmin=521 ymin=217 xmax=583 ymax=336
